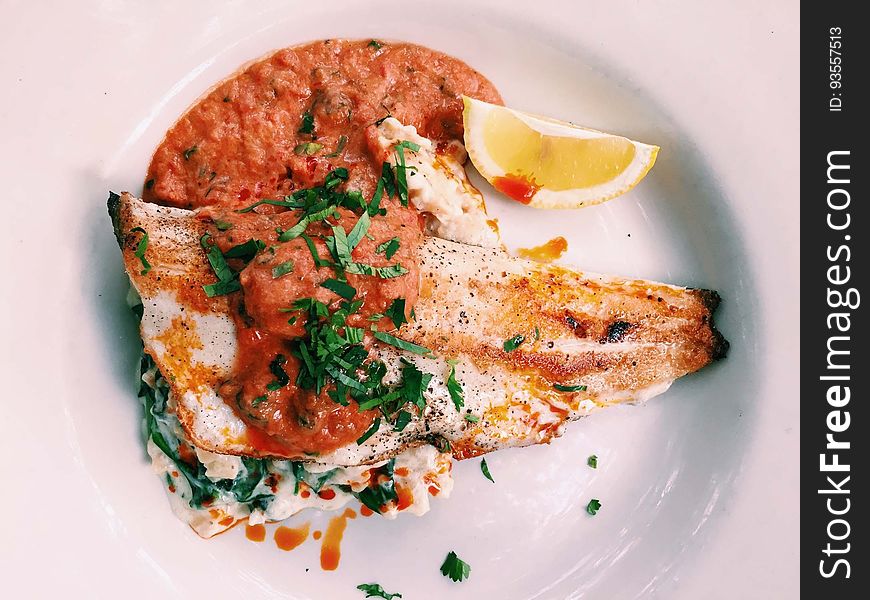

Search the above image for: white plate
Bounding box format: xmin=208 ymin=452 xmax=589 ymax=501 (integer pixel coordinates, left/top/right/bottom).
xmin=0 ymin=1 xmax=799 ymax=597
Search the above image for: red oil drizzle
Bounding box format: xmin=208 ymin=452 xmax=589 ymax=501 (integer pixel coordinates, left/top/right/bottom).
xmin=274 ymin=522 xmax=310 ymax=551
xmin=320 ymin=508 xmax=357 ymax=571
xmin=318 ymin=488 xmax=337 ymax=500
xmin=359 ymin=505 xmax=374 ymax=517
xmin=517 ymin=236 xmax=568 ymax=263
xmin=245 ymin=523 xmax=266 ymax=542
xmin=313 ymin=530 xmax=322 ymax=540
xmin=492 ymin=173 xmax=541 ymax=204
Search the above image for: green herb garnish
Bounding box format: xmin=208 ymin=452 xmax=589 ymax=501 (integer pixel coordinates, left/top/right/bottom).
xmin=321 ymin=278 xmax=356 ymax=300
xmin=183 ymin=145 xmax=198 ymax=160
xmin=325 ymin=135 xmax=348 ymax=158
xmin=464 ymin=414 xmax=480 ymax=423
xmin=480 ymin=458 xmax=494 ymax=483
xmin=355 ymin=460 xmax=397 ymax=512
xmin=130 ymin=227 xmax=151 ymax=275
xmin=554 ymin=383 xmax=587 ymax=392
xmin=384 ymin=298 xmax=407 ymax=329
xmin=588 ymin=455 xmax=598 ymax=469
xmin=345 ymin=262 xmax=408 ymax=279
xmin=372 ymin=331 xmax=431 ymax=355
xmin=356 ymin=583 xmax=400 ymax=599
xmin=446 ymin=362 xmax=464 ymax=410
xmin=223 ymin=238 xmax=265 ymax=260
xmin=214 ymin=220 xmax=233 ymax=231
xmin=294 ymin=142 xmax=323 ymax=155
xmin=376 ymin=237 xmax=400 ymax=260
xmin=346 ymin=210 xmax=371 ymax=251
xmin=440 ymin=551 xmax=471 ymax=583
xmin=503 ymin=334 xmax=526 ymax=352
xmin=200 ymin=233 xmax=241 ymax=297
xmin=356 ymin=417 xmax=381 ymax=445
xmin=367 ymin=40 xmax=383 ymax=50
xmin=271 ymin=260 xmax=295 ymax=279
xmin=298 ymin=110 xmax=315 ymax=135
xmin=586 ymin=498 xmax=601 ymax=515
xmin=393 ymin=410 xmax=412 ymax=432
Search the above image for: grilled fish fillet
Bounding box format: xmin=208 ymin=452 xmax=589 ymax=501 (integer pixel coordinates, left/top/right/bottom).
xmin=110 ymin=193 xmax=727 ymax=466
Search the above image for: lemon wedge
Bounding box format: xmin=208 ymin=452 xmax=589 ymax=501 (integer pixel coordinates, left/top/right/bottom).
xmin=462 ymin=96 xmax=659 ymax=209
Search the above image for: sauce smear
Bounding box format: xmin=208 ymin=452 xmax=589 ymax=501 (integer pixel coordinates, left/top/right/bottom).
xmin=517 ymin=236 xmax=568 ymax=263
xmin=320 ymin=508 xmax=357 ymax=570
xmin=274 ymin=522 xmax=310 ymax=551
xmin=493 ymin=173 xmax=541 ymax=204
xmin=245 ymin=523 xmax=266 ymax=542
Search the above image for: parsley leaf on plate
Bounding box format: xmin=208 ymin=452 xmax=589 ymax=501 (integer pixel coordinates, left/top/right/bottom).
xmin=586 ymin=498 xmax=602 ymax=515
xmin=356 ymin=583 xmax=401 ymax=599
xmin=440 ymin=551 xmax=471 ymax=582
xmin=480 ymin=458 xmax=495 ymax=483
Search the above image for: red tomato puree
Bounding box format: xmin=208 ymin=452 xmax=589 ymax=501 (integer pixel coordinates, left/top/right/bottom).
xmin=143 ymin=40 xmax=501 ymax=455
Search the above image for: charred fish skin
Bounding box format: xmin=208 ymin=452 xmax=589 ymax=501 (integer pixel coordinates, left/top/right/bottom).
xmin=109 ymin=194 xmax=727 ymax=466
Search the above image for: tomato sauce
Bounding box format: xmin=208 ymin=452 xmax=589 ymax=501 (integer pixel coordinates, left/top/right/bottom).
xmin=144 ymin=39 xmax=502 ymax=456
xmin=145 ymin=40 xmax=501 ymax=209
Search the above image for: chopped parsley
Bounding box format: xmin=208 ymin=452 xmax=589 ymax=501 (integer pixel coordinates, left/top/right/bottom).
xmin=265 ymin=354 xmax=290 ymax=392
xmin=298 ymin=110 xmax=315 ymax=135
xmin=367 ymin=40 xmax=383 ymax=50
xmin=223 ymin=238 xmax=265 ymax=260
xmin=356 ymin=583 xmax=401 ymax=600
xmin=534 ymin=326 xmax=541 ymax=341
xmin=325 ymin=135 xmax=348 ymax=158
xmin=294 ymin=142 xmax=323 ymax=155
xmin=440 ymin=551 xmax=471 ymax=583
xmin=144 ymin=178 xmax=155 ymax=190
xmin=586 ymin=498 xmax=602 ymax=515
xmin=554 ymin=383 xmax=587 ymax=392
xmin=392 ymin=141 xmax=420 ymax=207
xmin=503 ymin=334 xmax=526 ymax=352
xmin=183 ymin=145 xmax=198 ymax=160
xmin=129 ymin=227 xmax=151 ymax=275
xmin=392 ymin=410 xmax=412 ymax=432
xmin=200 ymin=233 xmax=241 ymax=297
xmin=345 ymin=262 xmax=408 ymax=278
xmin=356 ymin=417 xmax=381 ymax=445
xmin=214 ymin=220 xmax=234 ymax=231
xmin=480 ymin=458 xmax=494 ymax=483
xmin=587 ymin=455 xmax=598 ymax=469
xmin=376 ymin=237 xmax=400 ymax=260
xmin=464 ymin=414 xmax=480 ymax=423
xmin=321 ymin=278 xmax=356 ymax=300
xmin=271 ymin=260 xmax=295 ymax=279
xmin=446 ymin=362 xmax=464 ymax=410
xmin=384 ymin=298 xmax=407 ymax=329
xmin=300 ymin=232 xmax=330 ymax=268
xmin=346 ymin=210 xmax=371 ymax=251
xmin=380 ymin=161 xmax=396 ymax=197
xmin=372 ymin=331 xmax=431 ymax=356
